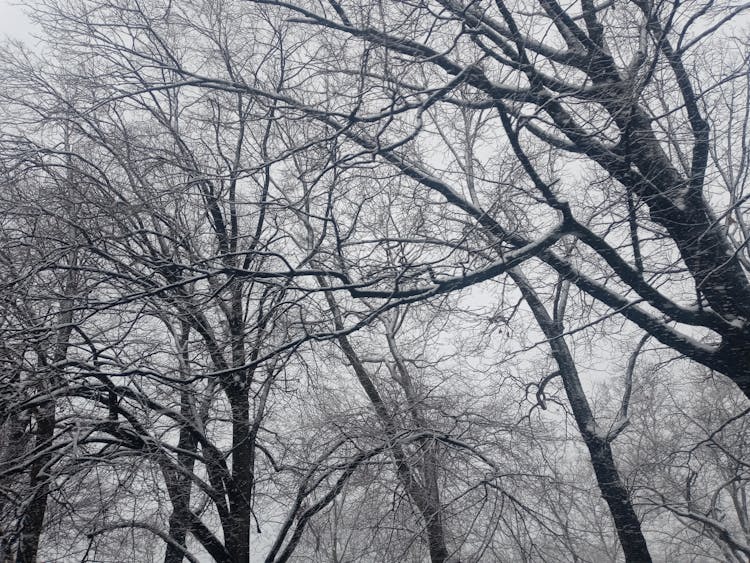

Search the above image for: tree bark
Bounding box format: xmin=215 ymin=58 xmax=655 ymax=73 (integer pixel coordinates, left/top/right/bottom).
xmin=16 ymin=305 xmax=74 ymax=563
xmin=163 ymin=388 xmax=198 ymax=563
xmin=225 ymin=391 xmax=254 ymax=563
xmin=15 ymin=401 xmax=55 ymax=563
xmin=323 ymin=289 xmax=451 ymax=562
xmin=510 ymin=268 xmax=652 ymax=563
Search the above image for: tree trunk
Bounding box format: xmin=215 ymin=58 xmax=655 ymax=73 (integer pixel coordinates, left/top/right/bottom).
xmin=15 ymin=402 xmax=55 ymax=563
xmin=226 ymin=390 xmax=254 ymax=563
xmin=16 ymin=294 xmax=74 ymax=563
xmin=510 ymin=268 xmax=652 ymax=563
xmin=163 ymin=388 xmax=198 ymax=563
xmin=324 ymin=288 xmax=451 ymax=562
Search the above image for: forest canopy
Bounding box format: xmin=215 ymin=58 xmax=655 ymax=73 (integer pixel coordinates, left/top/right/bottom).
xmin=0 ymin=0 xmax=749 ymax=561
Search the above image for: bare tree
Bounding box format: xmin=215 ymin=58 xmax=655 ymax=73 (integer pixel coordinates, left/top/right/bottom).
xmin=1 ymin=0 xmax=749 ymax=560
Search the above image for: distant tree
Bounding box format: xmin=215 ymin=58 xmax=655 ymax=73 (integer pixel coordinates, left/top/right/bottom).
xmin=619 ymin=361 xmax=750 ymax=561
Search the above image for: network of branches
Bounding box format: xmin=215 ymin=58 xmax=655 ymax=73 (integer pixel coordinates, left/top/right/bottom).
xmin=0 ymin=0 xmax=749 ymax=561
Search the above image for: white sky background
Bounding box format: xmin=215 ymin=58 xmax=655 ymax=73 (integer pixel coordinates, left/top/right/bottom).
xmin=0 ymin=1 xmax=37 ymax=43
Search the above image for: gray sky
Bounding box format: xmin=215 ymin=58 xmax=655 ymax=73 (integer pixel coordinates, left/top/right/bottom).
xmin=0 ymin=1 xmax=36 ymax=42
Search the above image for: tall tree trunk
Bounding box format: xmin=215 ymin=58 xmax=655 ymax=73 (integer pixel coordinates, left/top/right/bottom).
xmin=16 ymin=295 xmax=74 ymax=563
xmin=225 ymin=391 xmax=253 ymax=563
xmin=163 ymin=388 xmax=198 ymax=563
xmin=0 ymin=357 xmax=28 ymax=560
xmin=15 ymin=401 xmax=55 ymax=563
xmin=510 ymin=268 xmax=652 ymax=563
xmin=163 ymin=323 xmax=198 ymax=563
xmin=323 ymin=289 xmax=451 ymax=562
xmin=225 ymin=280 xmax=255 ymax=563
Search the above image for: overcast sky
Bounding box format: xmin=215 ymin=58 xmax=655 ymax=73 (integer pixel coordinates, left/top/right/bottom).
xmin=0 ymin=1 xmax=36 ymax=42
